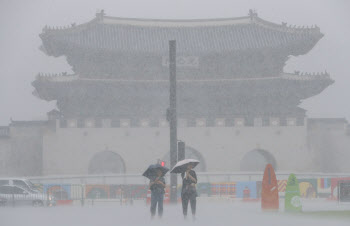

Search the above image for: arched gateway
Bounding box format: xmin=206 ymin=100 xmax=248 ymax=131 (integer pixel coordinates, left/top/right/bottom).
xmin=88 ymin=151 xmax=126 ymax=174
xmin=240 ymin=149 xmax=277 ymax=171
xmin=31 ymin=12 xmax=336 ymax=176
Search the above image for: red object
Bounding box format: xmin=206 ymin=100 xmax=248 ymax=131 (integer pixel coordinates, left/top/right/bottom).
xmin=330 ymin=177 xmax=350 ymax=200
xmin=146 ymin=189 xmax=151 ymax=204
xmin=320 ymin=178 xmax=325 ymax=189
xmin=164 ymin=187 xmax=170 ymax=204
xmin=56 ymin=200 xmax=73 ymax=205
xmin=161 ymin=161 xmax=165 ymax=167
xmin=243 ymin=187 xmax=250 ymax=201
xmin=261 ymin=164 xmax=279 ymax=211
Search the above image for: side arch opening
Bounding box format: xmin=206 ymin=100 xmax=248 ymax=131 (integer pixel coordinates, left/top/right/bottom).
xmin=240 ymin=149 xmax=277 ymax=171
xmin=88 ymin=151 xmax=126 ymax=174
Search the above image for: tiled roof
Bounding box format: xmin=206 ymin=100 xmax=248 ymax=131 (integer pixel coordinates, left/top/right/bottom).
xmin=40 ymin=12 xmax=323 ymax=56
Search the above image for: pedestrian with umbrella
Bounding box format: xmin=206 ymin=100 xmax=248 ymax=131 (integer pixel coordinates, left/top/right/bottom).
xmin=142 ymin=163 xmax=169 ymax=219
xmin=171 ymin=159 xmax=199 ymax=220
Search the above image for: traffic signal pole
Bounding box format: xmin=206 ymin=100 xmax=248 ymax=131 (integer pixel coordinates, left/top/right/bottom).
xmin=169 ymin=40 xmax=178 ymax=203
xmin=178 ymin=141 xmax=185 ymax=161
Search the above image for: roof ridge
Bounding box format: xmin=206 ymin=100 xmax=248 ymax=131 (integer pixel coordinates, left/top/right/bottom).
xmin=100 ymin=16 xmax=252 ymax=27
xmin=102 ymin=15 xmax=251 ymax=23
xmin=99 ymin=8 xmax=252 ymax=24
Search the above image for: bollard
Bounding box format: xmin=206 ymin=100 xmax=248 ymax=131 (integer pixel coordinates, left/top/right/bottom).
xmin=81 ymin=185 xmax=85 ymax=207
xmin=285 ymin=174 xmax=302 ymax=212
xmin=146 ymin=189 xmax=151 ymax=205
xmin=261 ymin=164 xmax=279 ymax=211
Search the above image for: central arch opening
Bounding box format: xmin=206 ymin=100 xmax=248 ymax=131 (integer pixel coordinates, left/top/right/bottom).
xmin=240 ymin=149 xmax=277 ymax=171
xmin=88 ymin=151 xmax=126 ymax=174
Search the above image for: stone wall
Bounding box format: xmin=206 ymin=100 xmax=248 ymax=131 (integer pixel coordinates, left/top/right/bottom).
xmin=42 ymin=119 xmax=310 ymax=175
xmin=4 ymin=122 xmax=46 ymax=176
xmin=307 ymin=119 xmax=350 ymax=172
xmin=2 ymin=118 xmax=349 ymax=177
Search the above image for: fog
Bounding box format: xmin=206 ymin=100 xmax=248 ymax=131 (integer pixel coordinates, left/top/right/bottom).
xmin=0 ymin=0 xmax=350 ymax=124
xmin=1 ymin=0 xmax=350 ymax=224
xmin=1 ymin=202 xmax=350 ymax=226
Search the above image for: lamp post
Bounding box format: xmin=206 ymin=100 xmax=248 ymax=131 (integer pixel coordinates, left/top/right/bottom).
xmin=168 ymin=40 xmax=178 ymax=203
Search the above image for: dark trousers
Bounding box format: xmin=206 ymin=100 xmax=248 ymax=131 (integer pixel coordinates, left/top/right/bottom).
xmin=182 ymin=194 xmax=196 ymax=216
xmin=150 ymin=191 xmax=164 ymax=217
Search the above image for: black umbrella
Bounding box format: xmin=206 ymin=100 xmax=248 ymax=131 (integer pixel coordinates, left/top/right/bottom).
xmin=142 ymin=164 xmax=169 ymax=179
xmin=170 ymin=159 xmax=200 ymax=174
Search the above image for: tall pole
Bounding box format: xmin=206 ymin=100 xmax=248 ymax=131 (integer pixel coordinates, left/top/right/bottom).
xmin=169 ymin=40 xmax=178 ymax=203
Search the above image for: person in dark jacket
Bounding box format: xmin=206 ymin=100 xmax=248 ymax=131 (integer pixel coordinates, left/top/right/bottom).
xmin=149 ymin=169 xmax=166 ymax=218
xmin=181 ymin=163 xmax=197 ymax=219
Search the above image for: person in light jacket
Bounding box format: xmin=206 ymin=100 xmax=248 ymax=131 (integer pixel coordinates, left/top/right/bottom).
xmin=181 ymin=163 xmax=197 ymax=219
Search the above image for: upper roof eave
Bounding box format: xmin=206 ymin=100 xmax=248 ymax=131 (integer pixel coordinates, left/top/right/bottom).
xmin=33 ymin=71 xmax=333 ymax=83
xmin=40 ymin=12 xmax=323 ymax=35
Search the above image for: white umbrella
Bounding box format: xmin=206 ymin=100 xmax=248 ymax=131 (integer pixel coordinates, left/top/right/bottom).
xmin=170 ymin=159 xmax=200 ymax=174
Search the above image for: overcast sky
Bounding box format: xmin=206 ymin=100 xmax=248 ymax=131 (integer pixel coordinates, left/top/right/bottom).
xmin=0 ymin=0 xmax=349 ymax=125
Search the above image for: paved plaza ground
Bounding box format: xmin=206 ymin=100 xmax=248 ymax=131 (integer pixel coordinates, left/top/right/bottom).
xmin=1 ymin=199 xmax=350 ymax=226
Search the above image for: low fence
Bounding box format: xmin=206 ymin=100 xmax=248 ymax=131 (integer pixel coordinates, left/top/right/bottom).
xmin=24 ymin=172 xmax=350 ymax=206
xmin=2 ymin=182 xmax=349 ymax=208
xmin=28 ymin=172 xmax=350 ymax=185
xmin=0 ymin=184 xmax=143 ymax=207
xmin=35 ymin=184 xmax=147 ymax=206
xmin=1 ymin=173 xmax=348 ymax=207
